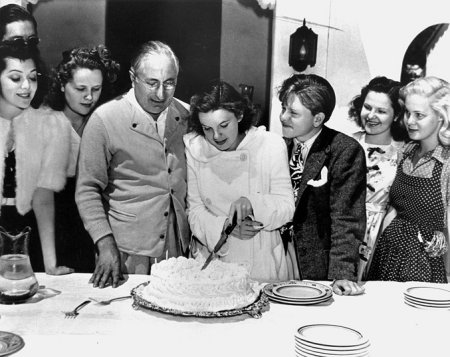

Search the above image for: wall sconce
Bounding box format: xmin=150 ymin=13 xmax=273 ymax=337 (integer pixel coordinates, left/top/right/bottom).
xmin=289 ymin=19 xmax=318 ymax=72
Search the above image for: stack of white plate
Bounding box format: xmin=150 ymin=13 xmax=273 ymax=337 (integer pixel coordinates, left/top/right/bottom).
xmin=295 ymin=324 xmax=370 ymax=357
xmin=404 ymin=286 xmax=450 ymax=310
xmin=263 ymin=280 xmax=332 ymax=305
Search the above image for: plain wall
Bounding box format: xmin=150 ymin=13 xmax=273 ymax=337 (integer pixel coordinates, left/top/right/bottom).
xmin=32 ymin=0 xmax=270 ymax=119
xmin=269 ymin=0 xmax=450 ymax=136
xmin=221 ymin=0 xmax=272 ymax=127
xmin=33 ymin=0 xmax=106 ymax=70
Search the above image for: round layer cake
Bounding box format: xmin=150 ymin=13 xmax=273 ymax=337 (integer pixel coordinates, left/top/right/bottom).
xmin=143 ymin=256 xmax=260 ymax=312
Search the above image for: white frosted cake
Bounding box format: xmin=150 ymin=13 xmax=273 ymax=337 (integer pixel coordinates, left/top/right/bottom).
xmin=143 ymin=256 xmax=260 ymax=312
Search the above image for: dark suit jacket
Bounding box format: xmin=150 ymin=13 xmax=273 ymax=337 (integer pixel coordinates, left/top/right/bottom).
xmin=288 ymin=126 xmax=366 ymax=281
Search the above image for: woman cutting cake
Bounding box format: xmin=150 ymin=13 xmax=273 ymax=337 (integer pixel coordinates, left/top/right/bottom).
xmin=184 ymin=80 xmax=298 ymax=283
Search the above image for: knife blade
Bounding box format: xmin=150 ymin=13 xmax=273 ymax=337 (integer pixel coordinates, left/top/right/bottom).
xmin=201 ymin=214 xmax=238 ymax=270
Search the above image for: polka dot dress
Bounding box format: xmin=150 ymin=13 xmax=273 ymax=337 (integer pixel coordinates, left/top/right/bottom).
xmin=368 ymin=152 xmax=447 ymax=283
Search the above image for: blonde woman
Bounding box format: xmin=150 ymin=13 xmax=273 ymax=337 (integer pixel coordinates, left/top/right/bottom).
xmin=369 ymin=76 xmax=450 ymax=283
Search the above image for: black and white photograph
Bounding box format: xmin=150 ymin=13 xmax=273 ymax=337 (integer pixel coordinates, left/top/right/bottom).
xmin=0 ymin=0 xmax=449 ymax=356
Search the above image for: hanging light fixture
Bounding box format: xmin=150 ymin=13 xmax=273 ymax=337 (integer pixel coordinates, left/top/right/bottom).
xmin=289 ymin=19 xmax=318 ymax=72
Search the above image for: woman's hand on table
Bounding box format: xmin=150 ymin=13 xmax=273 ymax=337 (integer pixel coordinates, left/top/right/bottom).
xmin=45 ymin=265 xmax=74 ymax=275
xmin=90 ymin=235 xmax=123 ymax=288
xmin=331 ymin=279 xmax=365 ymax=296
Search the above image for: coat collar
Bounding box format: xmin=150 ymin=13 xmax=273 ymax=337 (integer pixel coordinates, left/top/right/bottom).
xmin=125 ymin=90 xmax=186 ymax=143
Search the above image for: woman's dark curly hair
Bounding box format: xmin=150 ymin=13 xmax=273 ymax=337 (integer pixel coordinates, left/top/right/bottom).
xmin=348 ymin=76 xmax=408 ymax=142
xmin=188 ymin=80 xmax=258 ymax=135
xmin=44 ymin=45 xmax=120 ymax=111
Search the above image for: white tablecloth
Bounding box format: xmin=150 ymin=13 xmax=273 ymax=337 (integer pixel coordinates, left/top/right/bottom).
xmin=0 ymin=273 xmax=448 ymax=357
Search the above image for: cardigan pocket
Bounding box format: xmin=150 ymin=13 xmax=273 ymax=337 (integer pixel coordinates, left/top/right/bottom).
xmin=109 ymin=207 xmax=137 ymax=222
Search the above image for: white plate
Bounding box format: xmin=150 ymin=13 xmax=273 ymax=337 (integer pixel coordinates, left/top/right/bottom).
xmin=270 ymin=294 xmax=332 ymax=305
xmin=295 ymin=344 xmax=369 ymax=357
xmin=404 ymin=299 xmax=443 ymax=310
xmin=404 ymin=295 xmax=450 ymax=307
xmin=0 ymin=331 xmax=24 ymax=357
xmin=296 ymin=324 xmax=369 ymax=347
xmin=403 ymin=293 xmax=450 ymax=305
xmin=273 ymin=284 xmax=326 ymax=299
xmin=405 ymin=286 xmax=450 ymax=302
xmin=264 ymin=281 xmax=332 ymax=303
xmin=295 ymin=336 xmax=370 ymax=351
xmin=404 ymin=298 xmax=450 ymax=310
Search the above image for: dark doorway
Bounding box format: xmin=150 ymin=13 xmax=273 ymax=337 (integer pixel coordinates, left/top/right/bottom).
xmin=105 ymin=0 xmax=222 ymax=103
xmin=400 ymin=23 xmax=449 ymax=86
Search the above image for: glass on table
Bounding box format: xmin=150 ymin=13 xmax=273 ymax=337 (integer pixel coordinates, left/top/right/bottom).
xmin=0 ymin=226 xmax=39 ymax=304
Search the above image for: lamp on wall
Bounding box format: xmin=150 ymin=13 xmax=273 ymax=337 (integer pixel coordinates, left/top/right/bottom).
xmin=289 ymin=19 xmax=317 ymax=72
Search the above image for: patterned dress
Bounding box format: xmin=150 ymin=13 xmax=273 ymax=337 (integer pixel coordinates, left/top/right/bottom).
xmin=368 ymin=144 xmax=448 ymax=283
xmin=353 ymin=133 xmax=403 ymax=281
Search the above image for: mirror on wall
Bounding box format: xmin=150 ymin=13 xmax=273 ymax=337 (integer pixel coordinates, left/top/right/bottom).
xmin=400 ymin=23 xmax=449 ymax=85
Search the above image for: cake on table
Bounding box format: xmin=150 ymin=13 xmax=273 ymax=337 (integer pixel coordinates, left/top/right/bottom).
xmin=142 ymin=256 xmax=261 ymax=312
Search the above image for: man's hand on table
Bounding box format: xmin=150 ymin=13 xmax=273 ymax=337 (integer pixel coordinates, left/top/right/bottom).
xmin=90 ymin=235 xmax=123 ymax=288
xmin=332 ymin=279 xmax=365 ymax=296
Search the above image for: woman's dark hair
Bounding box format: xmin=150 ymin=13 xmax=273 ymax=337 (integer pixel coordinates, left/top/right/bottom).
xmin=0 ymin=43 xmax=45 ymax=108
xmin=188 ymin=80 xmax=258 ymax=135
xmin=278 ymin=74 xmax=336 ymax=123
xmin=0 ymin=4 xmax=38 ymax=40
xmin=348 ymin=76 xmax=408 ymax=142
xmin=44 ymin=45 xmax=120 ymax=111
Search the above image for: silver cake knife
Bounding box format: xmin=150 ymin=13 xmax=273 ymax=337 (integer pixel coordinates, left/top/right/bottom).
xmin=201 ymin=214 xmax=237 ymax=270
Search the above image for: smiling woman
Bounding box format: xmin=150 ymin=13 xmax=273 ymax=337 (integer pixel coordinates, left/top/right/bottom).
xmin=348 ymin=76 xmax=408 ymax=281
xmin=43 ymin=45 xmax=120 ymax=272
xmin=184 ymin=80 xmax=299 ymax=283
xmin=368 ymin=76 xmax=450 ymax=283
xmin=0 ymin=44 xmax=72 ymax=275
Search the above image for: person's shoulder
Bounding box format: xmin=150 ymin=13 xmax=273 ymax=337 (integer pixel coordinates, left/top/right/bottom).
xmin=183 ymin=131 xmax=200 ymax=147
xmin=402 ymin=141 xmax=418 ymax=154
xmin=173 ymin=98 xmax=190 ymax=111
xmin=92 ymin=94 xmax=129 ymax=117
xmin=351 ymin=131 xmax=364 ymax=142
xmin=171 ymin=98 xmax=190 ymax=118
xmin=325 ymin=127 xmax=361 ymax=149
xmin=443 ymin=145 xmax=450 ymax=156
xmin=438 ymin=144 xmax=450 ymax=161
xmin=251 ymin=126 xmax=285 ymax=145
xmin=19 ymin=107 xmax=69 ymax=130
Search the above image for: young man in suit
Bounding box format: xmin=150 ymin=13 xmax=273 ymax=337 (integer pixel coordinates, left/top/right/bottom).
xmin=279 ymin=74 xmax=366 ymax=295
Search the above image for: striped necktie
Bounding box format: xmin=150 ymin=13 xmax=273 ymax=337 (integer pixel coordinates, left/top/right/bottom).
xmin=289 ymin=143 xmax=305 ymax=201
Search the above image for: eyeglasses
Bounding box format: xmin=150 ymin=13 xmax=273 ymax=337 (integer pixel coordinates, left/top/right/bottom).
xmin=2 ymin=36 xmax=40 ymax=47
xmin=133 ymin=74 xmax=177 ymax=91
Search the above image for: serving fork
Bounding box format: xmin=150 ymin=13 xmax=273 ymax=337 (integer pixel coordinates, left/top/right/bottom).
xmin=63 ymin=300 xmax=91 ymax=318
xmin=88 ymin=295 xmax=131 ymax=305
